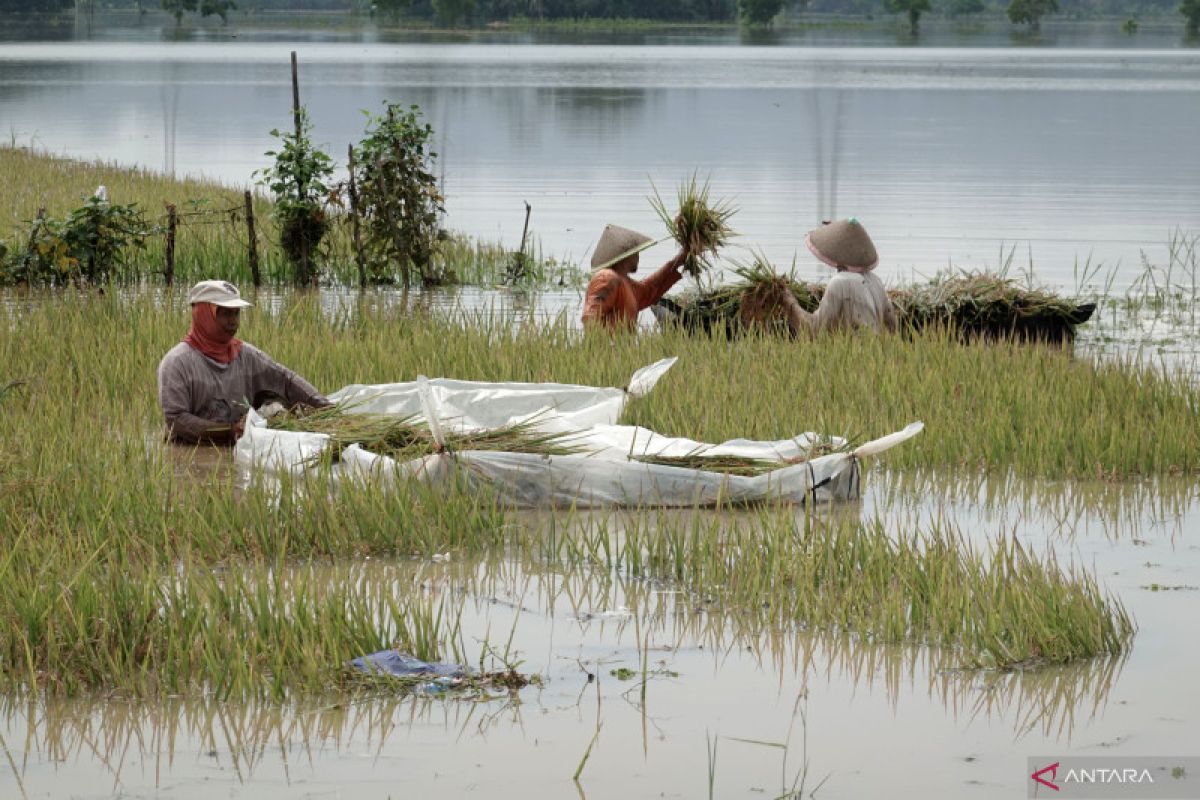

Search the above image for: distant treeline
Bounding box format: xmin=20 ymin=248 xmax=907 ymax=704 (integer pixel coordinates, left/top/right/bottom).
xmin=0 ymin=0 xmax=1190 ymax=21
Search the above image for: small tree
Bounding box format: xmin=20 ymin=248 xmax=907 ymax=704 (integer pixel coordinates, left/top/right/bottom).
xmin=353 ymin=103 xmax=445 ymax=287
xmin=257 ymin=109 xmax=334 ymax=286
xmin=1007 ymin=0 xmax=1057 ymax=30
xmin=161 ymin=0 xmax=236 ymax=25
xmin=1183 ymin=0 xmax=1200 ymax=36
xmin=200 ymin=0 xmax=236 ymax=22
xmin=888 ymin=0 xmax=931 ymax=34
xmin=432 ymin=0 xmax=474 ymax=26
xmin=738 ymin=0 xmax=784 ymax=26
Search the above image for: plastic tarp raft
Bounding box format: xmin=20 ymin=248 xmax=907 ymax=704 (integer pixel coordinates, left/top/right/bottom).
xmin=235 ymin=358 xmax=924 ymax=508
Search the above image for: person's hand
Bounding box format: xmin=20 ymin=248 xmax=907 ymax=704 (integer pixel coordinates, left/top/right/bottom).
xmin=670 ymin=246 xmax=690 ymax=272
xmin=232 ymin=414 xmax=247 ymax=441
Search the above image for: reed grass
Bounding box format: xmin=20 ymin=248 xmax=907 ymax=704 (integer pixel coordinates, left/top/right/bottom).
xmin=0 ymin=289 xmax=1176 ymax=697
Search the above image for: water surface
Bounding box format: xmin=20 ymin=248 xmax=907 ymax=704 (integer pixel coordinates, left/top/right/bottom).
xmin=3 ymin=25 xmax=1199 ymax=291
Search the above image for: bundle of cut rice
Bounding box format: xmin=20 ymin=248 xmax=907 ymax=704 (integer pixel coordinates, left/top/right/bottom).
xmin=661 ymin=266 xmax=1093 ymax=342
xmin=269 ymin=406 xmax=585 ymax=464
xmin=650 ymin=175 xmax=736 ymax=278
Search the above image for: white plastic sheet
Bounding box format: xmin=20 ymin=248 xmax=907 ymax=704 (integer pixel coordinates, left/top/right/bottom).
xmin=235 ymin=359 xmax=924 ymax=508
xmin=326 ymin=357 xmax=677 ymax=434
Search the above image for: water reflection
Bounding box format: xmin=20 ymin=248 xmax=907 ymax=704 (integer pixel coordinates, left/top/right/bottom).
xmin=868 ymin=469 xmax=1199 ymax=544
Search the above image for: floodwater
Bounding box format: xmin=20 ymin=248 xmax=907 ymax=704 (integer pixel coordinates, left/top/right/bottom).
xmin=3 ymin=15 xmax=1200 ymax=799
xmin=1 ymin=469 xmax=1196 ymax=798
xmin=3 ymin=15 xmax=1200 ymax=291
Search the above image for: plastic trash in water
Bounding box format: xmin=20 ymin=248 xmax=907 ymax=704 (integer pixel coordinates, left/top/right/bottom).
xmin=349 ymin=650 xmax=468 ymax=694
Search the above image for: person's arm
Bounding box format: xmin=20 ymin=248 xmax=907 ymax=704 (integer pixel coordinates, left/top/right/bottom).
xmin=779 ymin=291 xmax=816 ymax=338
xmin=631 ymin=248 xmax=686 ymax=310
xmin=158 ymin=357 xmax=244 ymax=444
xmin=808 ymin=278 xmax=854 ymax=334
xmin=242 ymin=346 xmax=330 ymax=411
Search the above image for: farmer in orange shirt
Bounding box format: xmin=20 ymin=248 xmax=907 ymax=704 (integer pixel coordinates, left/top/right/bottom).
xmin=581 ymin=224 xmax=689 ymax=330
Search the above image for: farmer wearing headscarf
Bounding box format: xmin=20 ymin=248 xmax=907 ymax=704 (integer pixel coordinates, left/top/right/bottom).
xmin=157 ymin=280 xmax=330 ymax=444
xmin=581 ymin=224 xmax=689 ymax=329
xmin=779 ymin=218 xmax=897 ymax=336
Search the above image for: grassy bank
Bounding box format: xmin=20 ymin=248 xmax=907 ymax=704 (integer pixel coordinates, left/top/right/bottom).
xmin=0 ymin=290 xmax=1167 ymax=697
xmin=0 ymin=147 xmax=575 ymax=288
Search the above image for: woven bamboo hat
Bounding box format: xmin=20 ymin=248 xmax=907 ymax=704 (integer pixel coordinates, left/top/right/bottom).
xmin=591 ymin=224 xmax=655 ymax=269
xmin=804 ymin=218 xmax=879 ymax=273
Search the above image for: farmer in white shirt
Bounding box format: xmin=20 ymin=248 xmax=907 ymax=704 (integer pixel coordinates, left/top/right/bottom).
xmin=779 ymin=218 xmax=898 ymax=336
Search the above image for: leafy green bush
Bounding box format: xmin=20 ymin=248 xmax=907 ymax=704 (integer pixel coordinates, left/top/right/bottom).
xmin=352 ymin=103 xmax=445 ymax=286
xmin=257 ymin=109 xmax=335 ymax=286
xmin=0 ymin=193 xmax=152 ymax=286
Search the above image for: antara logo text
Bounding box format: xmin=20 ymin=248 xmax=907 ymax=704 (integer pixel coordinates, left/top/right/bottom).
xmin=1031 ymin=761 xmax=1156 ymax=791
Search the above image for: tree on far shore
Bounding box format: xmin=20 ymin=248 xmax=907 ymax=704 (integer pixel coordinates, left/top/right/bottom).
xmin=161 ymin=0 xmax=236 ymax=24
xmin=1183 ymin=0 xmax=1200 ymax=35
xmin=432 ymin=0 xmax=474 ymax=26
xmin=737 ymin=0 xmax=784 ymax=26
xmin=888 ymin=0 xmax=931 ymax=34
xmin=1007 ymin=0 xmax=1057 ymax=31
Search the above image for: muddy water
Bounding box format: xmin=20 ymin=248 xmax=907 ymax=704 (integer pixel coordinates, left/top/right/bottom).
xmin=2 ymin=472 xmax=1195 ymax=798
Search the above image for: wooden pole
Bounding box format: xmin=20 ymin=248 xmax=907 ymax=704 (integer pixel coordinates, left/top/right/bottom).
xmin=515 ymin=200 xmax=532 ymax=280
xmin=165 ymin=203 xmax=177 ymax=285
xmin=289 ymin=51 xmax=313 ymax=286
xmin=290 ymin=50 xmax=301 ymax=139
xmin=347 ymin=144 xmax=366 ymax=289
xmin=244 ymin=190 xmax=260 ymax=288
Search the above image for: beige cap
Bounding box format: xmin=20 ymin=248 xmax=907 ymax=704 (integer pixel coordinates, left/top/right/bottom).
xmin=804 ymin=218 xmax=879 ymax=273
xmin=590 ymin=224 xmax=655 ymax=269
xmin=187 ymin=279 xmax=253 ymax=308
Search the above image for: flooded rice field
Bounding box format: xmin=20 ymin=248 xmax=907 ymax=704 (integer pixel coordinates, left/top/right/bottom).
xmin=2 ymin=468 xmax=1195 ymax=798
xmin=3 ymin=15 xmax=1199 ymax=800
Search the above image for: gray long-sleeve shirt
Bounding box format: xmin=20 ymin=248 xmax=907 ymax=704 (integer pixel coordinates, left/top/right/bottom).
xmin=157 ymin=342 xmax=328 ymax=443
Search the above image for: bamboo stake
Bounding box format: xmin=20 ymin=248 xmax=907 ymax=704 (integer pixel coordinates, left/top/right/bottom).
xmin=164 ymin=203 xmax=177 ymax=285
xmin=244 ymin=190 xmax=260 ymax=288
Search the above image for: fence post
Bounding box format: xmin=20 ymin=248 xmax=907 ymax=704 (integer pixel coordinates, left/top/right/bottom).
xmin=165 ymin=203 xmax=177 ymax=285
xmin=347 ymin=144 xmax=366 ymax=289
xmin=290 ymin=50 xmax=301 ymax=140
xmin=244 ymin=190 xmax=260 ymax=288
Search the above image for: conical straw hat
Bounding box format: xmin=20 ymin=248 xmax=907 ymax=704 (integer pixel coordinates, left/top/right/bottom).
xmin=804 ymin=218 xmax=879 ymax=273
xmin=591 ymin=224 xmax=655 ymax=269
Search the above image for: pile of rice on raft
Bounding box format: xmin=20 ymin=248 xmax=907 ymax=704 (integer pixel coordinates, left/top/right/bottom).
xmin=658 ymin=257 xmax=1096 ymax=343
xmin=236 ymin=359 xmax=923 ymax=508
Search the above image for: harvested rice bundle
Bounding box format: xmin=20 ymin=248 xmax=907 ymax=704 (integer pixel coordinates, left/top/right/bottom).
xmin=269 ymin=406 xmax=585 ymax=464
xmin=631 ymin=440 xmax=848 ymax=477
xmin=890 ymin=271 xmax=1094 ymax=334
xmin=649 ymin=175 xmax=736 ymax=278
xmin=664 ymin=254 xmax=822 ymax=337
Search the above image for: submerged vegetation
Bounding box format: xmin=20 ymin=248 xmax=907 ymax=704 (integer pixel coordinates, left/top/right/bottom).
xmin=0 ymin=290 xmax=1181 ymax=697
